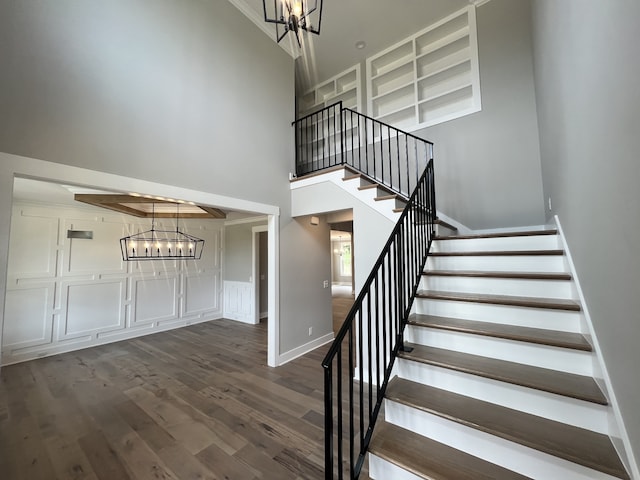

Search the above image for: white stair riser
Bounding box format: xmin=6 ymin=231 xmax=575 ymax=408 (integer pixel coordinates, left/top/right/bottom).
xmin=356 ymin=187 xmax=384 ymax=202
xmin=426 ymin=255 xmax=568 ymax=272
xmin=338 ymin=176 xmax=401 ymax=221
xmin=420 ymin=275 xmax=577 ymax=299
xmin=414 ymin=298 xmax=584 ymax=333
xmin=433 ymin=234 xmax=560 ymax=252
xmin=369 ymin=455 xmax=424 ymax=480
xmin=396 ymin=359 xmax=609 ymax=434
xmin=406 ymin=326 xmax=593 ymax=376
xmin=385 ymin=400 xmax=621 ymax=480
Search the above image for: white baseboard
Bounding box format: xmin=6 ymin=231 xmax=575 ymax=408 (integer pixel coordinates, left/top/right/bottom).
xmin=277 ymin=332 xmax=334 ymax=365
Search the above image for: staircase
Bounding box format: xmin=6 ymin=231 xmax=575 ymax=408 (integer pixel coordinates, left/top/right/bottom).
xmin=368 ymin=229 xmax=631 ymax=479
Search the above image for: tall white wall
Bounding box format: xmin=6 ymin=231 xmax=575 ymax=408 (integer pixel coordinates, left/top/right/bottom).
xmin=531 ymin=0 xmax=640 ymax=474
xmin=3 ymin=201 xmax=223 ymax=365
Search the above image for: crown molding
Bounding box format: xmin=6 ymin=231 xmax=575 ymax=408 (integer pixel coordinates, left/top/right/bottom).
xmin=227 ymin=0 xmax=300 ymax=59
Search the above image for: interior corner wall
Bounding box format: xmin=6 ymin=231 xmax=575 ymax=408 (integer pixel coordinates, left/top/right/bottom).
xmin=415 ymin=0 xmax=545 ymax=230
xmin=530 ymin=0 xmax=640 ymax=472
xmin=225 ymin=221 xmax=267 ymax=283
xmin=279 ymin=215 xmax=333 ymax=353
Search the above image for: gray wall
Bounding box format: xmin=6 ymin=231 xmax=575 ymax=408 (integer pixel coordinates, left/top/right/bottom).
xmin=419 ymin=0 xmax=545 ymax=229
xmin=224 ymin=222 xmax=264 ymax=283
xmin=0 ymin=0 xmax=333 ymax=361
xmin=259 ymin=232 xmax=268 ymax=315
xmin=0 ymin=0 xmax=291 ymax=205
xmin=531 ymin=0 xmax=640 ymax=470
xmin=279 ymin=216 xmax=332 ymax=350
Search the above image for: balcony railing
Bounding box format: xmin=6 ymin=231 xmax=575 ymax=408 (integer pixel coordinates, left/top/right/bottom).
xmin=293 ymin=102 xmax=433 ymax=199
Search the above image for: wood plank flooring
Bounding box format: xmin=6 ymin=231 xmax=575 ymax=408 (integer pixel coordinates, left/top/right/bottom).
xmin=0 ymin=319 xmax=360 ymax=480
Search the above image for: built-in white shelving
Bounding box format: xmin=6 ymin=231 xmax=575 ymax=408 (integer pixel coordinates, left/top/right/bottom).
xmin=298 ymin=64 xmax=362 ymax=118
xmin=366 ymin=6 xmax=481 ymax=131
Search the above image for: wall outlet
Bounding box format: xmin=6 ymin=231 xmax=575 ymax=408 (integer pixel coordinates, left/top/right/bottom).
xmin=309 ymin=327 xmax=313 ymax=336
xmin=323 ymin=280 xmax=329 ymax=288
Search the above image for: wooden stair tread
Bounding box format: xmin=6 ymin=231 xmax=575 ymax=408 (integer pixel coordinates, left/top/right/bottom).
xmin=370 ymin=421 xmax=531 ymax=480
xmin=434 ymin=217 xmax=457 ymax=231
xmin=342 ymin=173 xmax=363 ymax=181
xmin=374 ymin=194 xmax=399 ymax=201
xmin=288 ymin=164 xmax=345 ymax=182
xmin=408 ymin=314 xmax=592 ymax=351
xmin=386 ymin=378 xmax=629 ymax=479
xmin=423 ymin=270 xmax=572 ymax=281
xmin=429 ymin=249 xmax=564 ymax=257
xmin=399 ymin=343 xmax=607 ymax=404
xmin=417 ymin=290 xmax=581 ymax=311
xmin=435 ymin=229 xmax=558 ymax=240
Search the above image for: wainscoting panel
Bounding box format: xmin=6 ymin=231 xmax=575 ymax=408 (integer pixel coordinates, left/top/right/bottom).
xmin=184 ymin=274 xmax=219 ymax=316
xmin=63 ymin=218 xmax=128 ymax=275
xmin=63 ymin=280 xmax=125 ymax=337
xmin=133 ymin=275 xmax=179 ymax=325
xmin=223 ymin=281 xmax=255 ymax=324
xmin=2 ymin=285 xmax=54 ymax=348
xmin=7 ymin=210 xmax=59 ymax=281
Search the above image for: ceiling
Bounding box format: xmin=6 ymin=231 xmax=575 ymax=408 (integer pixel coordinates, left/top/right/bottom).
xmin=11 ymin=178 xmax=257 ymax=222
xmin=229 ymin=0 xmax=472 ymax=89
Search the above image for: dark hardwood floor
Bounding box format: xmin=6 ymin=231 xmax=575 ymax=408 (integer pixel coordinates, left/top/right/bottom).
xmin=332 ymin=285 xmax=355 ymax=334
xmin=0 ymin=319 xmax=366 ymax=480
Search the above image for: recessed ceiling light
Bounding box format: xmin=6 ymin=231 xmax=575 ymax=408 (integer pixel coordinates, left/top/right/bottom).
xmin=355 ymin=41 xmax=366 ymax=50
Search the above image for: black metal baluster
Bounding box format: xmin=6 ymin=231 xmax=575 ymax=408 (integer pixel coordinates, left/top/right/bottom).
xmin=348 ymin=326 xmax=355 ymax=480
xmin=337 ymin=348 xmax=343 ymax=480
xmin=324 ymin=362 xmax=333 ymax=480
xmin=358 ymin=308 xmax=364 ymax=460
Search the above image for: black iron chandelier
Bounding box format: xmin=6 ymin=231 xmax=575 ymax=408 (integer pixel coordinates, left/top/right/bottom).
xmin=263 ymin=0 xmax=323 ymax=47
xmin=120 ymin=203 xmax=204 ymax=261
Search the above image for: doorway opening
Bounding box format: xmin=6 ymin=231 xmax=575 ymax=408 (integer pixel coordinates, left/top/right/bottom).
xmin=330 ymin=224 xmax=354 ymax=333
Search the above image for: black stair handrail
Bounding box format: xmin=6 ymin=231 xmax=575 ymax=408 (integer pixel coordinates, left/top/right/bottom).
xmin=293 ymin=102 xmax=434 ymax=198
xmin=321 ymin=160 xmax=437 ymax=479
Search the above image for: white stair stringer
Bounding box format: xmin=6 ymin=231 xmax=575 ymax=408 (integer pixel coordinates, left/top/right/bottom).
xmin=290 ymin=167 xmax=403 ymax=221
xmin=383 ymin=399 xmax=623 ymax=480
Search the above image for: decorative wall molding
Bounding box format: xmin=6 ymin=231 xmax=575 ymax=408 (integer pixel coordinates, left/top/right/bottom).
xmin=1 ymin=203 xmax=223 ymax=365
xmin=223 ymin=280 xmax=255 ymax=324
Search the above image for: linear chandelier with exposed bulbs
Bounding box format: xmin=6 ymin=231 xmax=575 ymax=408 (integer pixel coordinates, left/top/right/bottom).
xmin=120 ymin=203 xmax=204 ymax=261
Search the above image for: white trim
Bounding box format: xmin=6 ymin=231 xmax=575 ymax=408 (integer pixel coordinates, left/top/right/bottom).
xmin=226 ymin=0 xmax=299 ymax=59
xmin=267 ymin=214 xmax=279 ymax=366
xmin=277 ymin=332 xmax=334 ymax=365
xmin=2 ymin=153 xmax=279 ymax=216
xmin=224 ymin=215 xmax=269 ymax=227
xmin=554 ymin=215 xmax=639 ymax=480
